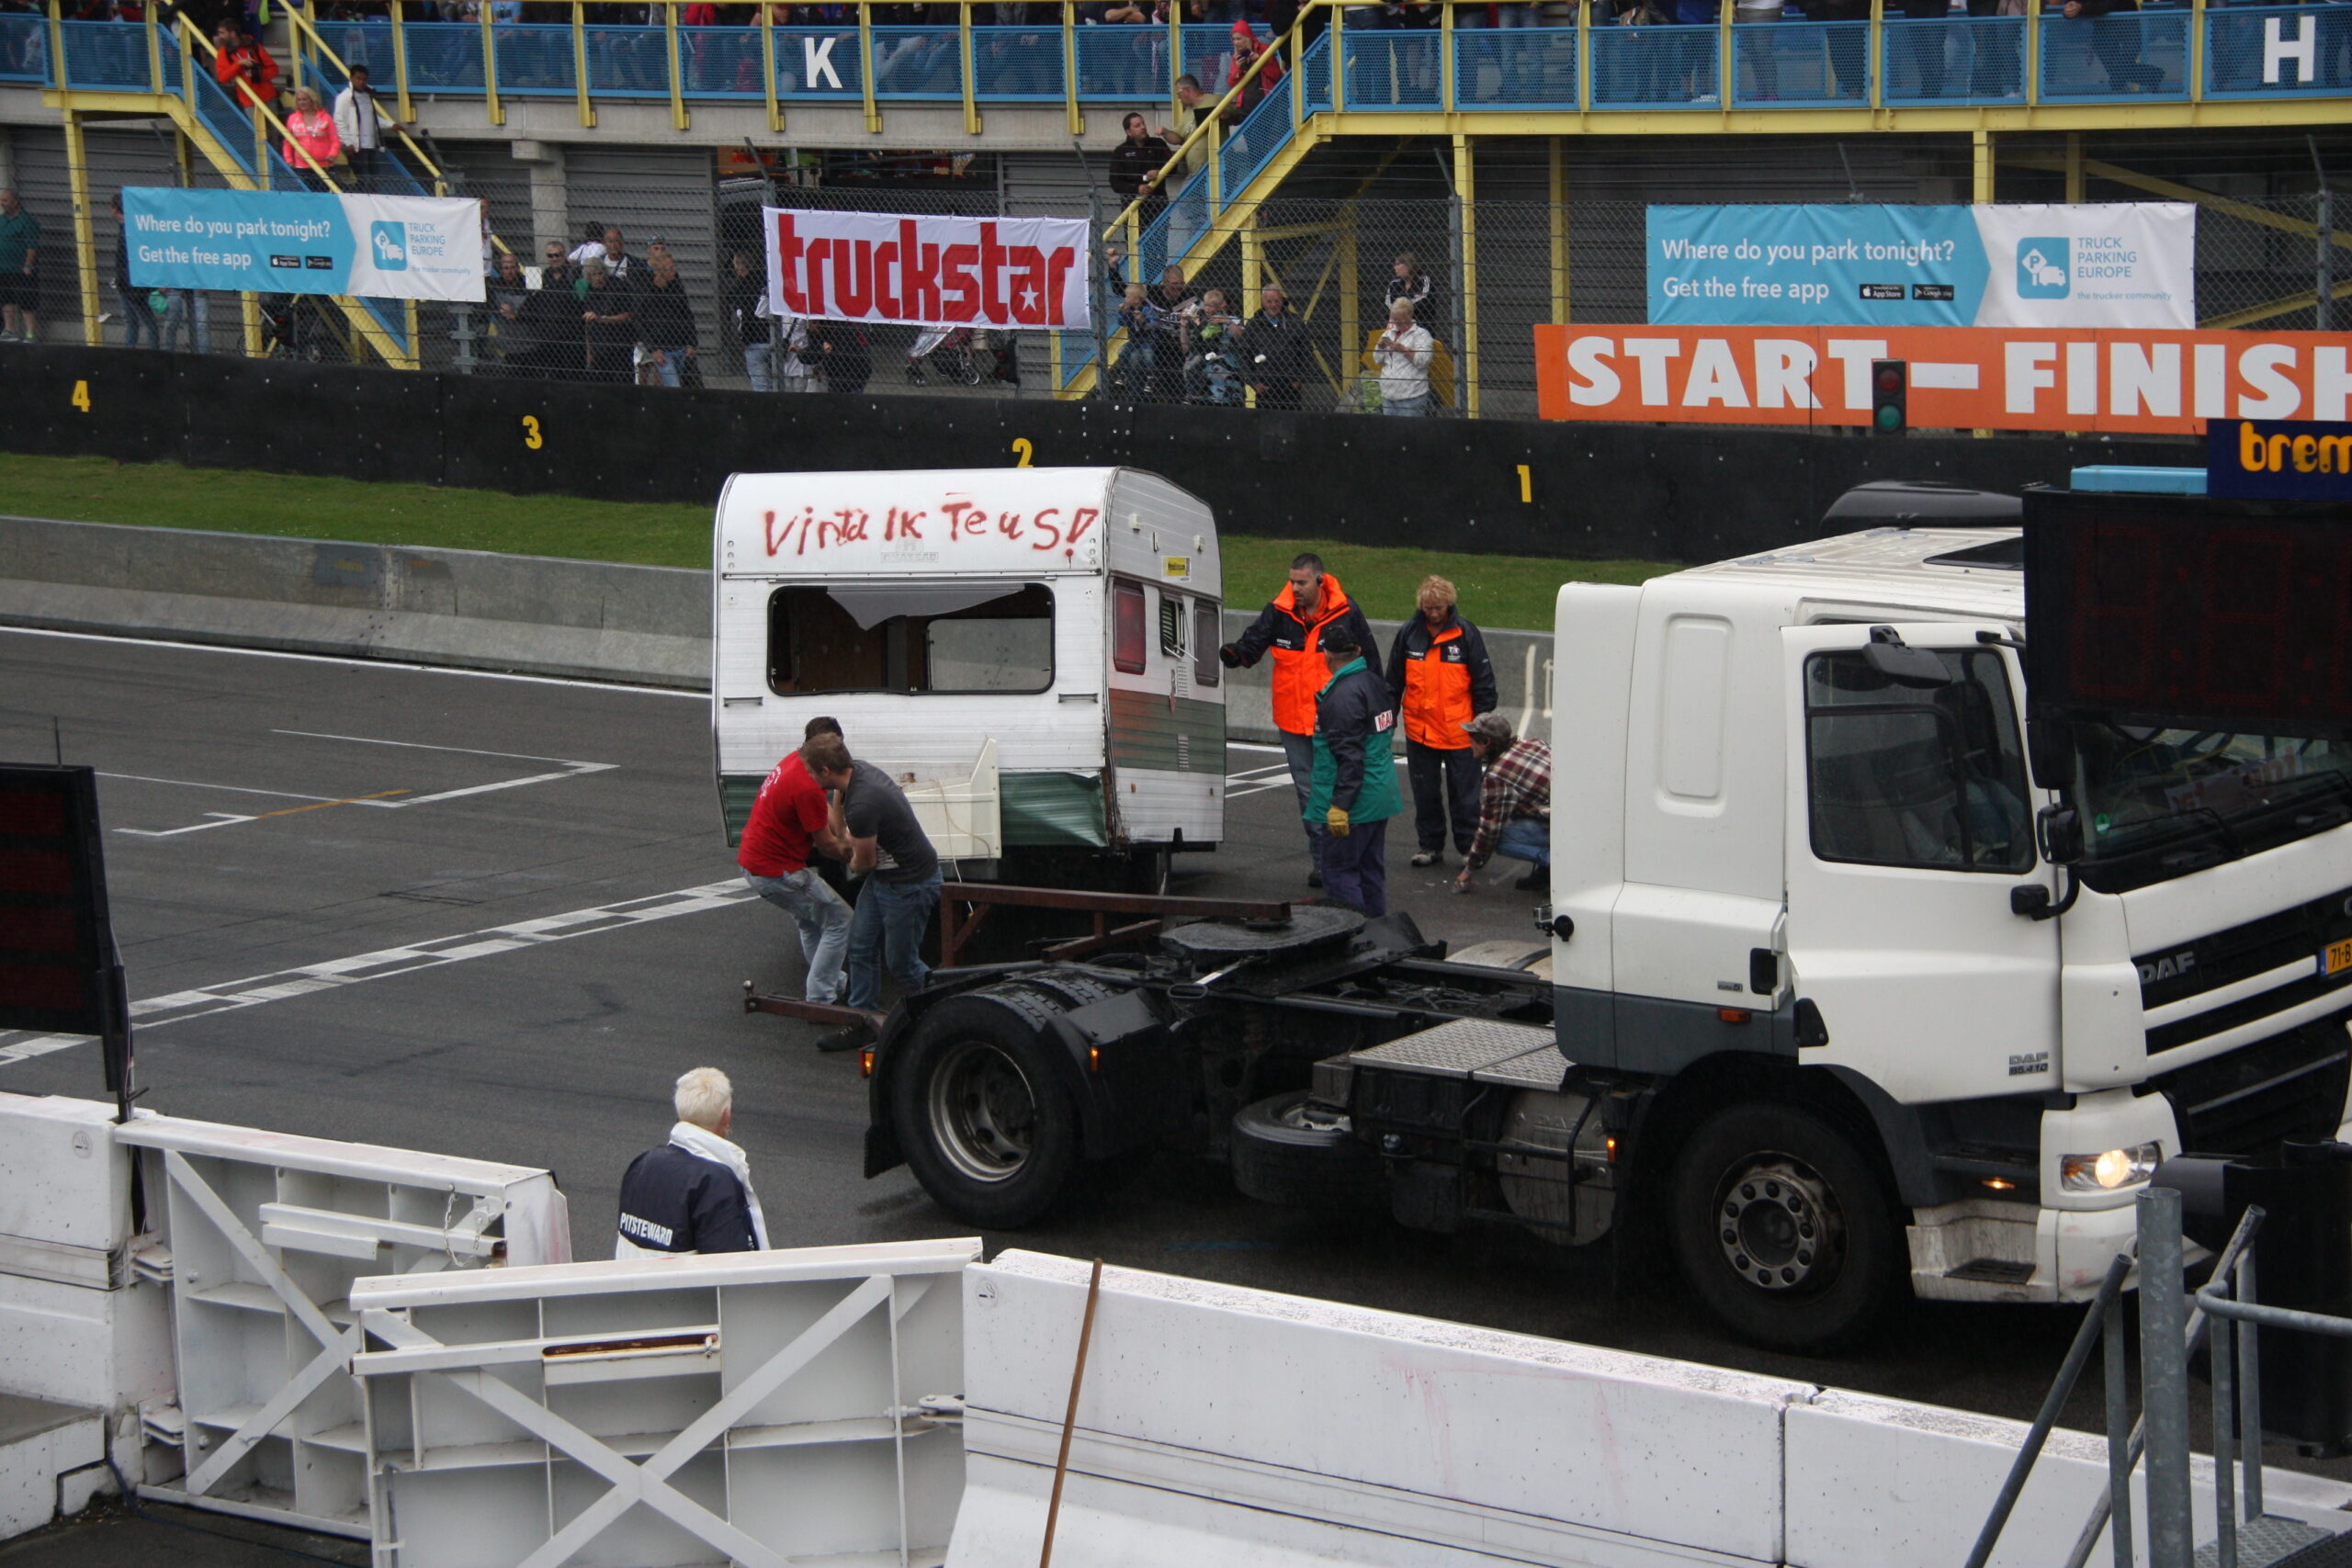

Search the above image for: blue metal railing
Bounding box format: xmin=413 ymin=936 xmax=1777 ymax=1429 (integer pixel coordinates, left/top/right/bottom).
xmin=0 ymin=12 xmax=44 ymax=84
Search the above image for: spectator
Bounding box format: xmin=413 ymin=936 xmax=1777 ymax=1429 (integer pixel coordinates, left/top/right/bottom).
xmin=1894 ymin=0 xmax=1952 ymax=97
xmin=580 ymin=257 xmax=636 ymax=381
xmin=0 ymin=187 xmax=37 ymax=344
xmin=637 ymin=241 xmax=698 ymax=387
xmin=1735 ymin=0 xmax=1781 ymax=100
xmin=799 ymin=733 xmax=944 ymax=1051
xmin=211 ymin=20 xmax=280 ymax=111
xmin=2064 ymin=0 xmax=2163 ymax=90
xmin=1384 ymin=250 xmax=1435 ymax=322
xmin=1453 ymin=711 xmax=1551 ymax=895
xmin=522 ymin=243 xmax=581 ymax=378
xmin=614 ymin=1067 xmax=768 ymax=1257
xmin=1219 ymin=552 xmax=1375 ymax=886
xmin=1188 ymin=286 xmax=1244 ymax=403
xmin=1113 ymin=282 xmax=1159 ymax=400
xmin=738 ymin=738 xmax=854 ymax=1016
xmin=808 ymin=320 xmax=872 ymax=393
xmin=1157 ymin=73 xmax=1210 ymax=250
xmin=1386 ymin=574 xmax=1497 ymax=868
xmin=721 ymin=248 xmax=773 ymax=389
xmin=484 ymin=249 xmax=532 ymax=369
xmin=105 ymin=193 xmax=159 ymax=352
xmin=1305 ymin=624 xmax=1403 ymax=917
xmin=1238 ymin=284 xmax=1310 ymax=410
xmin=283 ymin=85 xmax=343 ymax=186
xmin=332 ymin=62 xmax=384 ymax=192
xmin=1367 ymin=297 xmax=1434 ymax=415
xmin=567 ymin=218 xmax=606 ymax=265
xmin=1108 ymin=110 xmax=1172 ymax=221
xmin=1147 ymin=263 xmax=1192 ymax=400
xmin=598 ymin=224 xmax=636 ymax=286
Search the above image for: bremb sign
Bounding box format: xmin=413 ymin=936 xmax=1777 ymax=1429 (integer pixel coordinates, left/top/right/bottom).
xmin=122 ymin=187 xmax=486 ymax=303
xmin=763 ymin=208 xmax=1093 ymax=333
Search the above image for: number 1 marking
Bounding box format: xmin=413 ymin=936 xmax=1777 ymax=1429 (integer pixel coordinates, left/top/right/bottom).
xmin=70 ymin=380 xmax=91 ymax=413
xmin=1012 ymin=436 xmax=1034 ymax=468
xmin=1516 ymin=463 xmax=1532 ymax=503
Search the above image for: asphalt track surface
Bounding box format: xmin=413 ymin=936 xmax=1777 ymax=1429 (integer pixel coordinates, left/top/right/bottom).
xmin=4 ymin=626 xmax=2347 ymax=1561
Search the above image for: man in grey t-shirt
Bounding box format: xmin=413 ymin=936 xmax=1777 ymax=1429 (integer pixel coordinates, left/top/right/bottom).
xmin=802 ymin=734 xmax=943 ymax=1048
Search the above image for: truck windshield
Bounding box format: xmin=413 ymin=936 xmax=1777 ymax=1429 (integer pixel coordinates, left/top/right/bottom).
xmin=767 ymin=582 xmax=1054 ymax=695
xmin=2074 ymin=727 xmax=2352 ymax=883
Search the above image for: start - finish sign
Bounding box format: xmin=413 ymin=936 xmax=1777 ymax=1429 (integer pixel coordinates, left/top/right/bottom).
xmin=764 ymin=208 xmax=1091 ymax=333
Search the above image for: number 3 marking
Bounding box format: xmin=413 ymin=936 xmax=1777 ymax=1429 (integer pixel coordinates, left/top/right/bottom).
xmin=1011 ymin=436 xmax=1034 ymax=468
xmin=70 ymin=379 xmax=91 ymax=413
xmin=521 ymin=414 xmax=544 ymax=450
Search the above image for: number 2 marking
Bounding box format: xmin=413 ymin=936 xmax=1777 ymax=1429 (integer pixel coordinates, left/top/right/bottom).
xmin=521 ymin=414 xmax=543 ymax=450
xmin=1516 ymin=463 xmax=1532 ymax=503
xmin=1012 ymin=436 xmax=1034 ymax=468
xmin=70 ymin=379 xmax=91 ymax=413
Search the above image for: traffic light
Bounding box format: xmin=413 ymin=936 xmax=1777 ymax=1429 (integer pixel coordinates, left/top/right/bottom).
xmin=1871 ymin=359 xmax=1907 ymax=434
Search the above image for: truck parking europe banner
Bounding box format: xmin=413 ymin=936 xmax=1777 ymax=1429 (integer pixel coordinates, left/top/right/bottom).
xmin=1646 ymin=203 xmax=2195 ymax=331
xmin=763 ymin=208 xmax=1092 ymax=333
xmin=121 ymin=187 xmax=486 ymax=303
xmin=1532 ymin=325 xmax=2351 ymax=435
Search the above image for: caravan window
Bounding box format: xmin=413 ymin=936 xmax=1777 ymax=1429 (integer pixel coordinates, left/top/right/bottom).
xmin=1112 ymin=581 xmax=1148 ymax=675
xmin=767 ymin=582 xmax=1055 ymax=695
xmin=1193 ymin=600 xmax=1221 ymax=687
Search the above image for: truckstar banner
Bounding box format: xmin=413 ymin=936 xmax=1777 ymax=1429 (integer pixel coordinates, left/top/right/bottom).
xmin=1646 ymin=203 xmax=2195 ymax=331
xmin=121 ymin=187 xmax=485 ymax=303
xmin=1533 ymin=325 xmax=2352 ymax=435
xmin=763 ymin=208 xmax=1092 ymax=333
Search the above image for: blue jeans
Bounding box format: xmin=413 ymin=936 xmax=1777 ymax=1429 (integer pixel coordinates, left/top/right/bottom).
xmin=116 ymin=286 xmax=159 ymax=350
xmin=1281 ymin=728 xmax=1329 ymax=875
xmin=1384 ymin=392 xmax=1433 ymax=416
xmin=1497 ymin=816 xmax=1550 ymax=870
xmin=650 ymin=349 xmax=686 ymax=388
xmin=845 ymin=871 xmax=942 ymax=1011
xmin=1321 ymin=817 xmax=1388 ymax=916
xmin=743 ymin=867 xmax=851 ymax=1004
xmin=743 ymin=341 xmax=775 ymax=392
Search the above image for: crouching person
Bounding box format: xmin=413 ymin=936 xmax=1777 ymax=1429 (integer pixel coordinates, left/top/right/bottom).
xmin=616 ymin=1066 xmax=769 ymax=1257
xmin=1453 ymin=712 xmax=1552 ymax=896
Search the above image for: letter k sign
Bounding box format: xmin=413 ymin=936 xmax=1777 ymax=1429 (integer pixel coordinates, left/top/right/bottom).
xmin=804 ymin=35 xmax=842 ymax=90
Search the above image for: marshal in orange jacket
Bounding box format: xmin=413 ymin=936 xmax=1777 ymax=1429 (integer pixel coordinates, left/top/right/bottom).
xmin=1225 ymin=570 xmax=1376 ymax=737
xmin=1384 ymin=610 xmax=1498 ymax=750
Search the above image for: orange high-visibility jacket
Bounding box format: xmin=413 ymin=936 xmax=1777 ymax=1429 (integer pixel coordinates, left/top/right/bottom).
xmin=1229 ymin=573 xmax=1376 ymax=736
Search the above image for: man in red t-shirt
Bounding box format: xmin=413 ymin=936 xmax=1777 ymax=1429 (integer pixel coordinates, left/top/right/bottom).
xmin=738 ymin=736 xmax=853 ymax=1021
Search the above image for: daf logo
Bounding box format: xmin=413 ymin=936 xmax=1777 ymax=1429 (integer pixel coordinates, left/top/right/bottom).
xmin=2138 ymin=950 xmax=2198 ymax=985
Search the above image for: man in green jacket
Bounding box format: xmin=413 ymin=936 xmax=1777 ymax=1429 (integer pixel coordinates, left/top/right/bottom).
xmin=1305 ymin=625 xmax=1403 ymax=916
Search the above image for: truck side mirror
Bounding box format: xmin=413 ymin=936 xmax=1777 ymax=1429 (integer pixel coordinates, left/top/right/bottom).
xmin=2027 ymin=718 xmax=2075 ymax=793
xmin=2038 ymin=805 xmax=2084 ymax=866
xmin=1862 ymin=626 xmax=1954 ymax=688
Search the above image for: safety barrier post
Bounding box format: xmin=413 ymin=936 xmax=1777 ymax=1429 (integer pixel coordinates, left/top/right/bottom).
xmin=2139 ymin=1187 xmax=2195 ymax=1568
xmin=2188 ymin=0 xmax=2204 ymax=101
xmin=1867 ymin=0 xmax=1883 ymax=109
xmin=1550 ymin=134 xmax=1567 ymax=321
xmin=664 ymin=0 xmax=686 ymax=128
xmin=571 ymin=1 xmax=594 ymax=126
xmin=390 ymin=0 xmax=413 ymax=121
xmin=481 ymin=0 xmax=504 ymax=124
xmin=1440 ymin=0 xmax=1453 ymax=112
xmin=858 ymin=0 xmax=878 ymax=130
xmin=2023 ymin=0 xmax=2039 ymax=106
xmin=961 ymin=0 xmax=979 ymax=133
xmin=1453 ymin=130 xmax=1476 ymax=418
xmin=761 ymin=2 xmax=780 ymax=129
xmin=1063 ymin=0 xmax=1080 ymax=134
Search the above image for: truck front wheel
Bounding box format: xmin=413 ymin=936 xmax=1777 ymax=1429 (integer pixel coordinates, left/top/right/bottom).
xmin=891 ymin=998 xmax=1080 ymax=1229
xmin=1668 ymin=1102 xmax=1899 ymax=1353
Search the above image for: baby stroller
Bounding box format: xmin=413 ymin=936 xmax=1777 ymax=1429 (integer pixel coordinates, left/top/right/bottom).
xmin=906 ymin=324 xmax=987 ymax=387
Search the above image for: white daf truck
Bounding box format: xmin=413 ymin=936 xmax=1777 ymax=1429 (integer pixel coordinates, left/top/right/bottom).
xmin=859 ymin=472 xmax=2352 ymax=1349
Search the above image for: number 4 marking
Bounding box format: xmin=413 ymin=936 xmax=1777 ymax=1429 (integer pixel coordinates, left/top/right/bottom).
xmin=70 ymin=380 xmax=91 ymax=413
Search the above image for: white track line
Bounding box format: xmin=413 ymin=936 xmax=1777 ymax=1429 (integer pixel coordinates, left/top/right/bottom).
xmin=0 ymin=879 xmax=758 ymax=1066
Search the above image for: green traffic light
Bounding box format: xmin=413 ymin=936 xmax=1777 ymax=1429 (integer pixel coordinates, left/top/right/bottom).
xmin=1874 ymin=405 xmax=1904 ymax=431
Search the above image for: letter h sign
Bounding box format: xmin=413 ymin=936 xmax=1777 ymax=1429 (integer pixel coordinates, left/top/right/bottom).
xmin=2265 ymin=14 xmax=2316 ymax=84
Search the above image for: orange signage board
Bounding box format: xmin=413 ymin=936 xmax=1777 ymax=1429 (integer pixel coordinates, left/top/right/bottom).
xmin=1532 ymin=325 xmax=2352 ymax=435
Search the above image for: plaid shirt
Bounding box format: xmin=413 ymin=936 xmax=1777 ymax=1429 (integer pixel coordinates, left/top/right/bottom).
xmin=1464 ymin=739 xmax=1551 ymax=871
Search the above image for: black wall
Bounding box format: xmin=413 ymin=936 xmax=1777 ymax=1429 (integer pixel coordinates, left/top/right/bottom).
xmin=0 ymin=344 xmax=2195 ymax=564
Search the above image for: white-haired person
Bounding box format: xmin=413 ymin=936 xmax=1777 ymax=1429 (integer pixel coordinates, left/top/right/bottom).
xmin=615 ymin=1066 xmax=769 ymax=1258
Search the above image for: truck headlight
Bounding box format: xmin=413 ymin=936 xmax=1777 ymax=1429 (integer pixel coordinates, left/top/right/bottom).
xmin=2060 ymin=1143 xmax=2162 ymax=1193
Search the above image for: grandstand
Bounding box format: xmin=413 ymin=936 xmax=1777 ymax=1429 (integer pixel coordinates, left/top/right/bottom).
xmin=2 ymin=0 xmax=2346 ymax=417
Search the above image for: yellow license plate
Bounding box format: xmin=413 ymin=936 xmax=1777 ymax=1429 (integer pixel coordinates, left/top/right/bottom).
xmin=2326 ymin=938 xmax=2352 ymax=976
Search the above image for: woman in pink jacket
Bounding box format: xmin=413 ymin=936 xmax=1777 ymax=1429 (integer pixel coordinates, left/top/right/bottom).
xmin=283 ymin=86 xmax=342 ymax=188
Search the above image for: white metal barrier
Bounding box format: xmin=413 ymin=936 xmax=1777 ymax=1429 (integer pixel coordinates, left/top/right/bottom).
xmin=115 ymin=1114 xmax=569 ymax=1535
xmin=349 ymin=1238 xmax=978 ymax=1568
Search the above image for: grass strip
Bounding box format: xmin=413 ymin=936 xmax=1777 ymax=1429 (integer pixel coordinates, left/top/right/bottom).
xmin=0 ymin=453 xmax=1677 ymax=631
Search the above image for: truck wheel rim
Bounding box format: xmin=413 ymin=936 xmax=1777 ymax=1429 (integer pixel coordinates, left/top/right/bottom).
xmin=1713 ymin=1154 xmax=1840 ymax=1294
xmin=928 ymin=1040 xmax=1037 ymax=1184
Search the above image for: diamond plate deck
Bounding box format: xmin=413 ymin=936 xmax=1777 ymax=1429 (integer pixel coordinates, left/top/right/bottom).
xmin=1348 ymin=1019 xmax=1559 ymax=1079
xmin=1473 ymin=1044 xmax=1569 ymax=1089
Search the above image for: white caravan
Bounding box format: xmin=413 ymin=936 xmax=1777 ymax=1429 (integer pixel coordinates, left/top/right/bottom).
xmin=712 ymin=468 xmax=1224 ymax=875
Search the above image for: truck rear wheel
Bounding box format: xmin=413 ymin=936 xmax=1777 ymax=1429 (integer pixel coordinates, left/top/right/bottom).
xmin=891 ymin=997 xmax=1080 ymax=1229
xmin=1231 ymin=1092 xmax=1385 ymax=1210
xmin=1668 ymin=1102 xmax=1899 ymax=1353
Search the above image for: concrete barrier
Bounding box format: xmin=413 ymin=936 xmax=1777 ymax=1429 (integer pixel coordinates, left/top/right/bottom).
xmin=0 ymin=514 xmax=1561 ymax=743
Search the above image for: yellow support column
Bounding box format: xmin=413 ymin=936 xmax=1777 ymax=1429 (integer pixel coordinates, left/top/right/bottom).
xmin=1063 ymin=0 xmax=1081 ymax=136
xmin=1717 ymin=0 xmax=1734 ymax=108
xmin=1331 ymin=0 xmax=1345 ymax=111
xmin=859 ymin=1 xmax=879 ymax=131
xmin=664 ymin=1 xmax=687 ymax=129
xmin=1240 ymin=219 xmax=1261 ymax=408
xmin=761 ymin=4 xmax=781 ymax=130
xmin=482 ymin=1 xmax=505 ymax=124
xmin=1867 ymin=0 xmax=1883 ymax=111
xmin=2064 ymin=130 xmax=2083 ymax=201
xmin=1339 ymin=220 xmax=1357 ymax=395
xmin=2189 ymin=0 xmax=2204 ymax=100
xmin=61 ymin=109 xmax=101 ymax=347
xmin=1577 ymin=0 xmax=1590 ymax=111
xmin=571 ymin=2 xmax=595 ymax=127
xmin=43 ymin=0 xmax=62 ymax=91
xmin=1973 ymin=128 xmax=1992 ymax=202
xmin=1167 ymin=0 xmax=1182 ymax=116
xmin=961 ymin=1 xmax=979 ymax=133
xmin=2023 ymin=0 xmax=2039 ymax=105
xmin=1440 ymin=0 xmax=1453 ymax=113
xmin=144 ymin=2 xmax=164 ymax=92
xmin=1453 ymin=131 xmax=1476 ymax=419
xmin=1549 ymin=135 xmax=1567 ymax=321
xmin=390 ymin=0 xmax=413 ymax=121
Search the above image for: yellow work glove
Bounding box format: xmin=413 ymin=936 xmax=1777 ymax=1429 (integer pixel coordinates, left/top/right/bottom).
xmin=1326 ymin=806 xmax=1351 ymax=838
